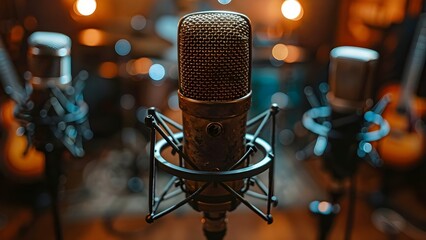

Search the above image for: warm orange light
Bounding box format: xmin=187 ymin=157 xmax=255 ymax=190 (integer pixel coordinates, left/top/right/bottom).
xmin=126 ymin=58 xmax=153 ymax=76
xmin=78 ymin=28 xmax=104 ymax=46
xmin=285 ymin=45 xmax=304 ymax=63
xmin=281 ymin=0 xmax=303 ymax=21
xmin=74 ymin=0 xmax=97 ymax=16
xmin=272 ymin=44 xmax=289 ymax=61
xmin=133 ymin=58 xmax=153 ymax=75
xmin=10 ymin=25 xmax=25 ymax=42
xmin=99 ymin=62 xmax=118 ymax=79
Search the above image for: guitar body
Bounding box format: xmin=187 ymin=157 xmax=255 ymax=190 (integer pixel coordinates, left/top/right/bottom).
xmin=1 ymin=100 xmax=44 ymax=180
xmin=376 ymin=84 xmax=425 ymax=168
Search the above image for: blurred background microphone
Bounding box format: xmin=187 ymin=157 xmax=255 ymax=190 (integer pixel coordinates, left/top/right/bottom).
xmin=15 ymin=31 xmax=91 ymax=240
xmin=302 ymin=46 xmax=389 ymax=240
xmin=178 ymin=11 xmax=251 ymax=239
xmin=26 ymin=31 xmax=72 ymax=152
xmin=24 ymin=31 xmax=91 ymax=156
xmin=324 ymin=46 xmax=379 ymax=179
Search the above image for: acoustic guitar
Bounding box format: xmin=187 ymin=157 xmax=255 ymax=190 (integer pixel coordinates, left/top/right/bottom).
xmin=376 ymin=14 xmax=426 ymax=168
xmin=0 ymin=38 xmax=44 ymax=180
xmin=0 ymin=100 xmax=44 ymax=179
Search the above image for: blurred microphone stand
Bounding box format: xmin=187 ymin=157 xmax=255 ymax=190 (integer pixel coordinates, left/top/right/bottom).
xmin=15 ymin=70 xmax=92 ymax=240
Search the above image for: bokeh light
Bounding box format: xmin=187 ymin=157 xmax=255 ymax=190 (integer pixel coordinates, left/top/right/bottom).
xmin=149 ymin=64 xmax=166 ymax=81
xmin=281 ymin=0 xmax=303 ymax=21
xmin=218 ymin=0 xmax=232 ymax=5
xmin=74 ymin=0 xmax=97 ymax=16
xmin=168 ymin=91 xmax=180 ymax=111
xmin=362 ymin=142 xmax=373 ymax=153
xmin=10 ymin=25 xmax=25 ymax=42
xmin=23 ymin=16 xmax=38 ymax=31
xmin=79 ymin=28 xmax=104 ymax=46
xmin=98 ymin=62 xmax=118 ymax=79
xmin=272 ymin=44 xmax=289 ymax=61
xmin=120 ymin=94 xmax=135 ymax=110
xmin=131 ymin=15 xmax=147 ymax=31
xmin=285 ymin=45 xmax=305 ymax=63
xmin=115 ymin=39 xmax=131 ymax=56
xmin=126 ymin=58 xmax=153 ymax=76
xmin=318 ymin=201 xmax=333 ymax=215
xmin=133 ymin=58 xmax=153 ymax=75
xmin=271 ymin=92 xmax=289 ymax=109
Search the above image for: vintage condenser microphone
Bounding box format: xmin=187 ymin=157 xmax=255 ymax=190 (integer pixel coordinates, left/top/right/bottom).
xmin=145 ymin=11 xmax=278 ymax=240
xmin=178 ymin=11 xmax=251 ymax=235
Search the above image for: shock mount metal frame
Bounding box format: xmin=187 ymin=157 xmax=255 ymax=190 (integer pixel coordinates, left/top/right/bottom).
xmin=144 ymin=104 xmax=279 ymax=224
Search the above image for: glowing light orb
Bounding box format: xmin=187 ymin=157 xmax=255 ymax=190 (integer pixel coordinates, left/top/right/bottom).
xmin=272 ymin=43 xmax=289 ymax=61
xmin=131 ymin=15 xmax=147 ymax=31
xmin=79 ymin=28 xmax=104 ymax=46
xmin=115 ymin=39 xmax=131 ymax=56
xmin=281 ymin=0 xmax=303 ymax=21
xmin=218 ymin=0 xmax=232 ymax=5
xmin=149 ymin=64 xmax=166 ymax=81
xmin=75 ymin=0 xmax=97 ymax=16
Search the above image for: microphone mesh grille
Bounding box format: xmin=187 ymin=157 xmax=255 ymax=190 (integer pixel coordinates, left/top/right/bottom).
xmin=178 ymin=12 xmax=251 ymax=101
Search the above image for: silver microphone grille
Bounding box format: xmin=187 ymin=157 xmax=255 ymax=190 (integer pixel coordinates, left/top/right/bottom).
xmin=328 ymin=46 xmax=379 ymax=112
xmin=178 ymin=11 xmax=251 ymax=101
xmin=28 ymin=32 xmax=72 ymax=87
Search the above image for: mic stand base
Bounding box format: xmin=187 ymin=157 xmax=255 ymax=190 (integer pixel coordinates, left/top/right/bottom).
xmin=43 ymin=149 xmax=64 ymax=240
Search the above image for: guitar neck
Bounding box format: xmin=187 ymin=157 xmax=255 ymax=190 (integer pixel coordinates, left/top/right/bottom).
xmin=397 ymin=14 xmax=426 ymax=112
xmin=0 ymin=38 xmax=26 ymax=104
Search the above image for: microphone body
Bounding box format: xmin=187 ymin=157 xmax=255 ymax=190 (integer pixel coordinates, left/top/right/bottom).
xmin=179 ymin=95 xmax=251 ymax=210
xmin=325 ymin=111 xmax=364 ymax=179
xmin=178 ymin=11 xmax=251 ymax=237
xmin=325 ymin=46 xmax=379 ymax=179
xmin=23 ymin=31 xmax=90 ymax=157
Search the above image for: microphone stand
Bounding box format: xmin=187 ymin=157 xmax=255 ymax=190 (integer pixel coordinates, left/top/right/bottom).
xmin=44 ymin=148 xmax=64 ymax=240
xmin=319 ymin=112 xmax=361 ymax=240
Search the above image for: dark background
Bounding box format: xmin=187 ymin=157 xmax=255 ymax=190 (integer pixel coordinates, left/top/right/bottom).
xmin=0 ymin=0 xmax=425 ymax=239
